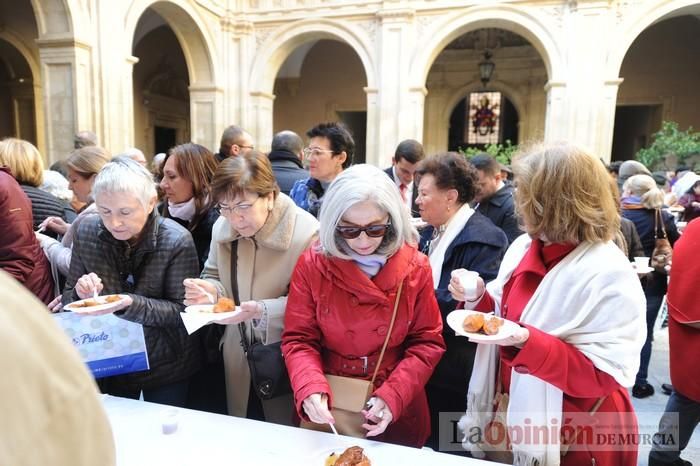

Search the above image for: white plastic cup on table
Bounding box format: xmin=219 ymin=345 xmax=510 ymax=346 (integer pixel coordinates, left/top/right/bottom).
xmin=161 ymin=408 xmax=179 ymax=435
xmin=633 ymin=257 xmax=650 ymax=269
xmin=451 ymin=269 xmax=480 ymax=301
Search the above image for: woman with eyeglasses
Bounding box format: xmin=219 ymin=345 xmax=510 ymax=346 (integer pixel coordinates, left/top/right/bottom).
xmin=62 ymin=157 xmax=202 ymax=407
xmin=159 ymin=143 xmax=219 ymax=271
xmin=413 ymin=152 xmax=508 ymax=450
xmin=282 ymin=164 xmax=445 ymax=447
xmin=183 ymin=151 xmax=318 ymax=423
xmin=289 ymin=122 xmax=354 ymax=217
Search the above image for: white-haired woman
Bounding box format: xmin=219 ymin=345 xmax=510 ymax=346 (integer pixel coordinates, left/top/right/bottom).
xmin=62 ymin=157 xmax=201 ymax=407
xmin=621 ymin=174 xmax=680 ymax=399
xmin=282 ymin=164 xmax=446 ymax=447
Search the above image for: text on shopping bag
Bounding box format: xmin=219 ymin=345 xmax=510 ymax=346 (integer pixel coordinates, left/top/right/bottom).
xmin=53 ymin=312 xmax=150 ymax=378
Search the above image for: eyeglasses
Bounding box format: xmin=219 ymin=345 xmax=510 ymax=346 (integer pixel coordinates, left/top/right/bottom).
xmin=336 ymin=223 xmax=391 ymax=239
xmin=303 ymin=147 xmax=334 ymax=158
xmin=217 ymin=196 xmax=259 ymax=215
xmin=236 ymin=144 xmax=254 ymax=150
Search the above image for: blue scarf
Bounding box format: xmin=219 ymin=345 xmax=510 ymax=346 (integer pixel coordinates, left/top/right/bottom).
xmin=621 ymin=194 xmax=643 ymax=209
xmin=348 ymin=251 xmax=387 ymax=277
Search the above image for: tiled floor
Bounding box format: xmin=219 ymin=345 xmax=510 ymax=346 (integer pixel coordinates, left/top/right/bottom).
xmin=631 ymin=319 xmax=699 ymax=466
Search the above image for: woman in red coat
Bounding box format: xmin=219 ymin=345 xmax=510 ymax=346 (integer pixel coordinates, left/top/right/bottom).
xmin=282 ymin=164 xmax=445 ymax=447
xmin=452 ymin=143 xmax=646 ymax=466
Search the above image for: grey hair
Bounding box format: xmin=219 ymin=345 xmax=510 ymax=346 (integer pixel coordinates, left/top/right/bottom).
xmin=92 ymin=156 xmax=157 ymax=208
xmin=318 ymin=164 xmax=418 ymax=259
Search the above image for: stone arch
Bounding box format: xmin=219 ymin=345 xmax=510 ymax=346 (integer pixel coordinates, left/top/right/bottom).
xmin=0 ymin=30 xmax=41 ymax=88
xmin=249 ymin=18 xmax=376 ymax=96
xmin=608 ymin=0 xmax=700 ymax=77
xmin=442 ymin=80 xmax=526 ymax=132
xmin=410 ymin=5 xmax=562 ymax=89
xmin=30 ymin=0 xmax=73 ymax=37
xmin=125 ymin=0 xmax=217 ymax=85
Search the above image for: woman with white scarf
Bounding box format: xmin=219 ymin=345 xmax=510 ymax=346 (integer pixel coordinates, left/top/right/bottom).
xmin=414 ymin=152 xmax=509 ymax=451
xmin=451 ymin=142 xmax=646 ymax=466
xmin=159 ymin=143 xmax=219 ymax=271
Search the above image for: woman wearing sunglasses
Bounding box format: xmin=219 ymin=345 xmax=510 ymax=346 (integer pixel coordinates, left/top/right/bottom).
xmin=282 ymin=164 xmax=445 ymax=447
xmin=183 ymin=151 xmax=318 ymax=422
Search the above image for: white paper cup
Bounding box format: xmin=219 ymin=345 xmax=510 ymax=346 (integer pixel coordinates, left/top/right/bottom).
xmin=161 ymin=408 xmax=179 ymax=435
xmin=633 ymin=257 xmax=650 ymax=269
xmin=451 ymin=269 xmax=480 ymax=301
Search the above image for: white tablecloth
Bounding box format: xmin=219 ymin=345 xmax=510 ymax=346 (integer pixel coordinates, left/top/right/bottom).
xmin=102 ymin=395 xmax=489 ymax=466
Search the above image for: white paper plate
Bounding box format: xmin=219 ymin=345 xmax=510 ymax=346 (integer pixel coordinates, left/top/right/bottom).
xmin=184 ymin=304 xmax=239 ymax=317
xmin=64 ymin=295 xmax=127 ymax=315
xmin=632 ymin=265 xmax=655 ymax=274
xmin=446 ymin=309 xmax=520 ymax=342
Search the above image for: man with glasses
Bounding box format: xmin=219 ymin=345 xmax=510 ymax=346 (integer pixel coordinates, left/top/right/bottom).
xmin=289 ymin=122 xmax=354 ymax=218
xmin=215 ymin=125 xmax=255 ymax=163
xmin=383 ymin=139 xmax=424 ymax=218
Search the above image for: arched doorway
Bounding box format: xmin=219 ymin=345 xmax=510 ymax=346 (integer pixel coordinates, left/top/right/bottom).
xmin=612 ymin=11 xmax=700 ymax=163
xmin=423 ymin=27 xmax=547 ymax=154
xmin=0 ymin=38 xmax=37 ymax=145
xmin=132 ymin=8 xmax=190 ymax=158
xmin=273 ymin=39 xmax=368 ymax=163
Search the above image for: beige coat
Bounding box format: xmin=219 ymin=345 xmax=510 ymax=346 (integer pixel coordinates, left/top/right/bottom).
xmin=0 ymin=270 xmax=115 ymax=466
xmin=201 ymin=193 xmax=318 ymax=421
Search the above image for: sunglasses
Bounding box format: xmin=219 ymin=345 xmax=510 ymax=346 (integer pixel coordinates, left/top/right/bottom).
xmin=336 ymin=223 xmax=391 ymax=239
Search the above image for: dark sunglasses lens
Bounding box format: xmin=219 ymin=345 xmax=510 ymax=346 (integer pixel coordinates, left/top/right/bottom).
xmin=337 ymin=227 xmax=361 ymax=239
xmin=365 ymin=225 xmax=389 ymax=237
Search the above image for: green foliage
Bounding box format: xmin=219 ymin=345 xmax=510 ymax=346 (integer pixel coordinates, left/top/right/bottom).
xmin=460 ymin=140 xmax=518 ymax=165
xmin=636 ymin=121 xmax=700 ymax=169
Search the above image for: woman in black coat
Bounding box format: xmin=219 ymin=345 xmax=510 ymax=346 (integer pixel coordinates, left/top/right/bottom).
xmin=621 ymin=174 xmax=680 ymax=399
xmin=414 ymin=152 xmax=508 ymax=451
xmin=158 ymin=142 xmax=226 ymax=413
xmin=158 ymin=143 xmax=219 ymax=270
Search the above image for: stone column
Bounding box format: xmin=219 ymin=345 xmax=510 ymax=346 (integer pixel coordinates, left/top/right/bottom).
xmin=543 ymin=81 xmax=568 ymax=143
xmin=373 ymin=8 xmax=417 ymax=167
xmin=189 ymin=85 xmax=224 ymax=153
xmin=249 ymin=91 xmax=275 ymax=153
xmin=37 ymin=38 xmax=94 ymax=163
xmin=221 ymin=16 xmax=255 ymax=141
xmin=596 ymin=78 xmax=624 ymax=163
xmin=364 ymin=87 xmax=380 ymax=166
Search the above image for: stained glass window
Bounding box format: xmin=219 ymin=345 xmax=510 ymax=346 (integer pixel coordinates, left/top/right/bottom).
xmin=466 ymin=91 xmax=501 ymax=144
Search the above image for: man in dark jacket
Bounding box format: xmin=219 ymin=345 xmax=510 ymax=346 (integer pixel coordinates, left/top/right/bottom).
xmin=267 ymin=130 xmax=308 ymax=195
xmin=384 ymin=139 xmax=424 ymax=217
xmin=470 ymin=153 xmax=522 ymax=243
xmin=0 ymin=166 xmax=55 ymax=304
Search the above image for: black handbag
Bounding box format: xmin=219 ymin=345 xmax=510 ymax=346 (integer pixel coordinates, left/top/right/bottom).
xmin=230 ymin=240 xmax=292 ymax=400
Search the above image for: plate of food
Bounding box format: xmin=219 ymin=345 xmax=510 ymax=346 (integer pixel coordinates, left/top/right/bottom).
xmin=320 ymin=445 xmax=373 ymax=466
xmin=185 ymin=297 xmax=238 ymax=316
xmin=446 ymin=309 xmax=520 ymax=342
xmin=64 ymin=294 xmax=127 ymax=315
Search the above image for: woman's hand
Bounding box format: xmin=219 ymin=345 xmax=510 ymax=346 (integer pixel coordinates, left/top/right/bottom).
xmin=39 ymin=216 xmax=69 ymax=235
xmin=75 ymin=273 xmax=103 ymax=299
xmin=448 ymin=269 xmax=485 ymax=303
xmin=302 ymin=393 xmax=334 ymax=424
xmin=183 ymin=278 xmax=218 ymax=305
xmin=469 ymin=325 xmax=530 ymax=348
xmin=361 ymin=397 xmax=393 ymax=437
xmin=47 ymin=295 xmax=63 ymax=313
xmin=212 ymin=300 xmax=262 ymax=325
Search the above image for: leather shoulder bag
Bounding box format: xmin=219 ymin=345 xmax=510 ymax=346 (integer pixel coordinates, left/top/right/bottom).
xmin=300 ymin=279 xmax=404 ymax=438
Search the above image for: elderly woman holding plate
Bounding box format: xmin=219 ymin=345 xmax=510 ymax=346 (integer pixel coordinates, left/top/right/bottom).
xmin=62 ymin=157 xmax=201 ymax=407
xmin=183 ymin=151 xmax=318 ymax=423
xmin=282 ymin=164 xmax=445 ymax=447
xmin=451 ymin=142 xmax=646 ymax=466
